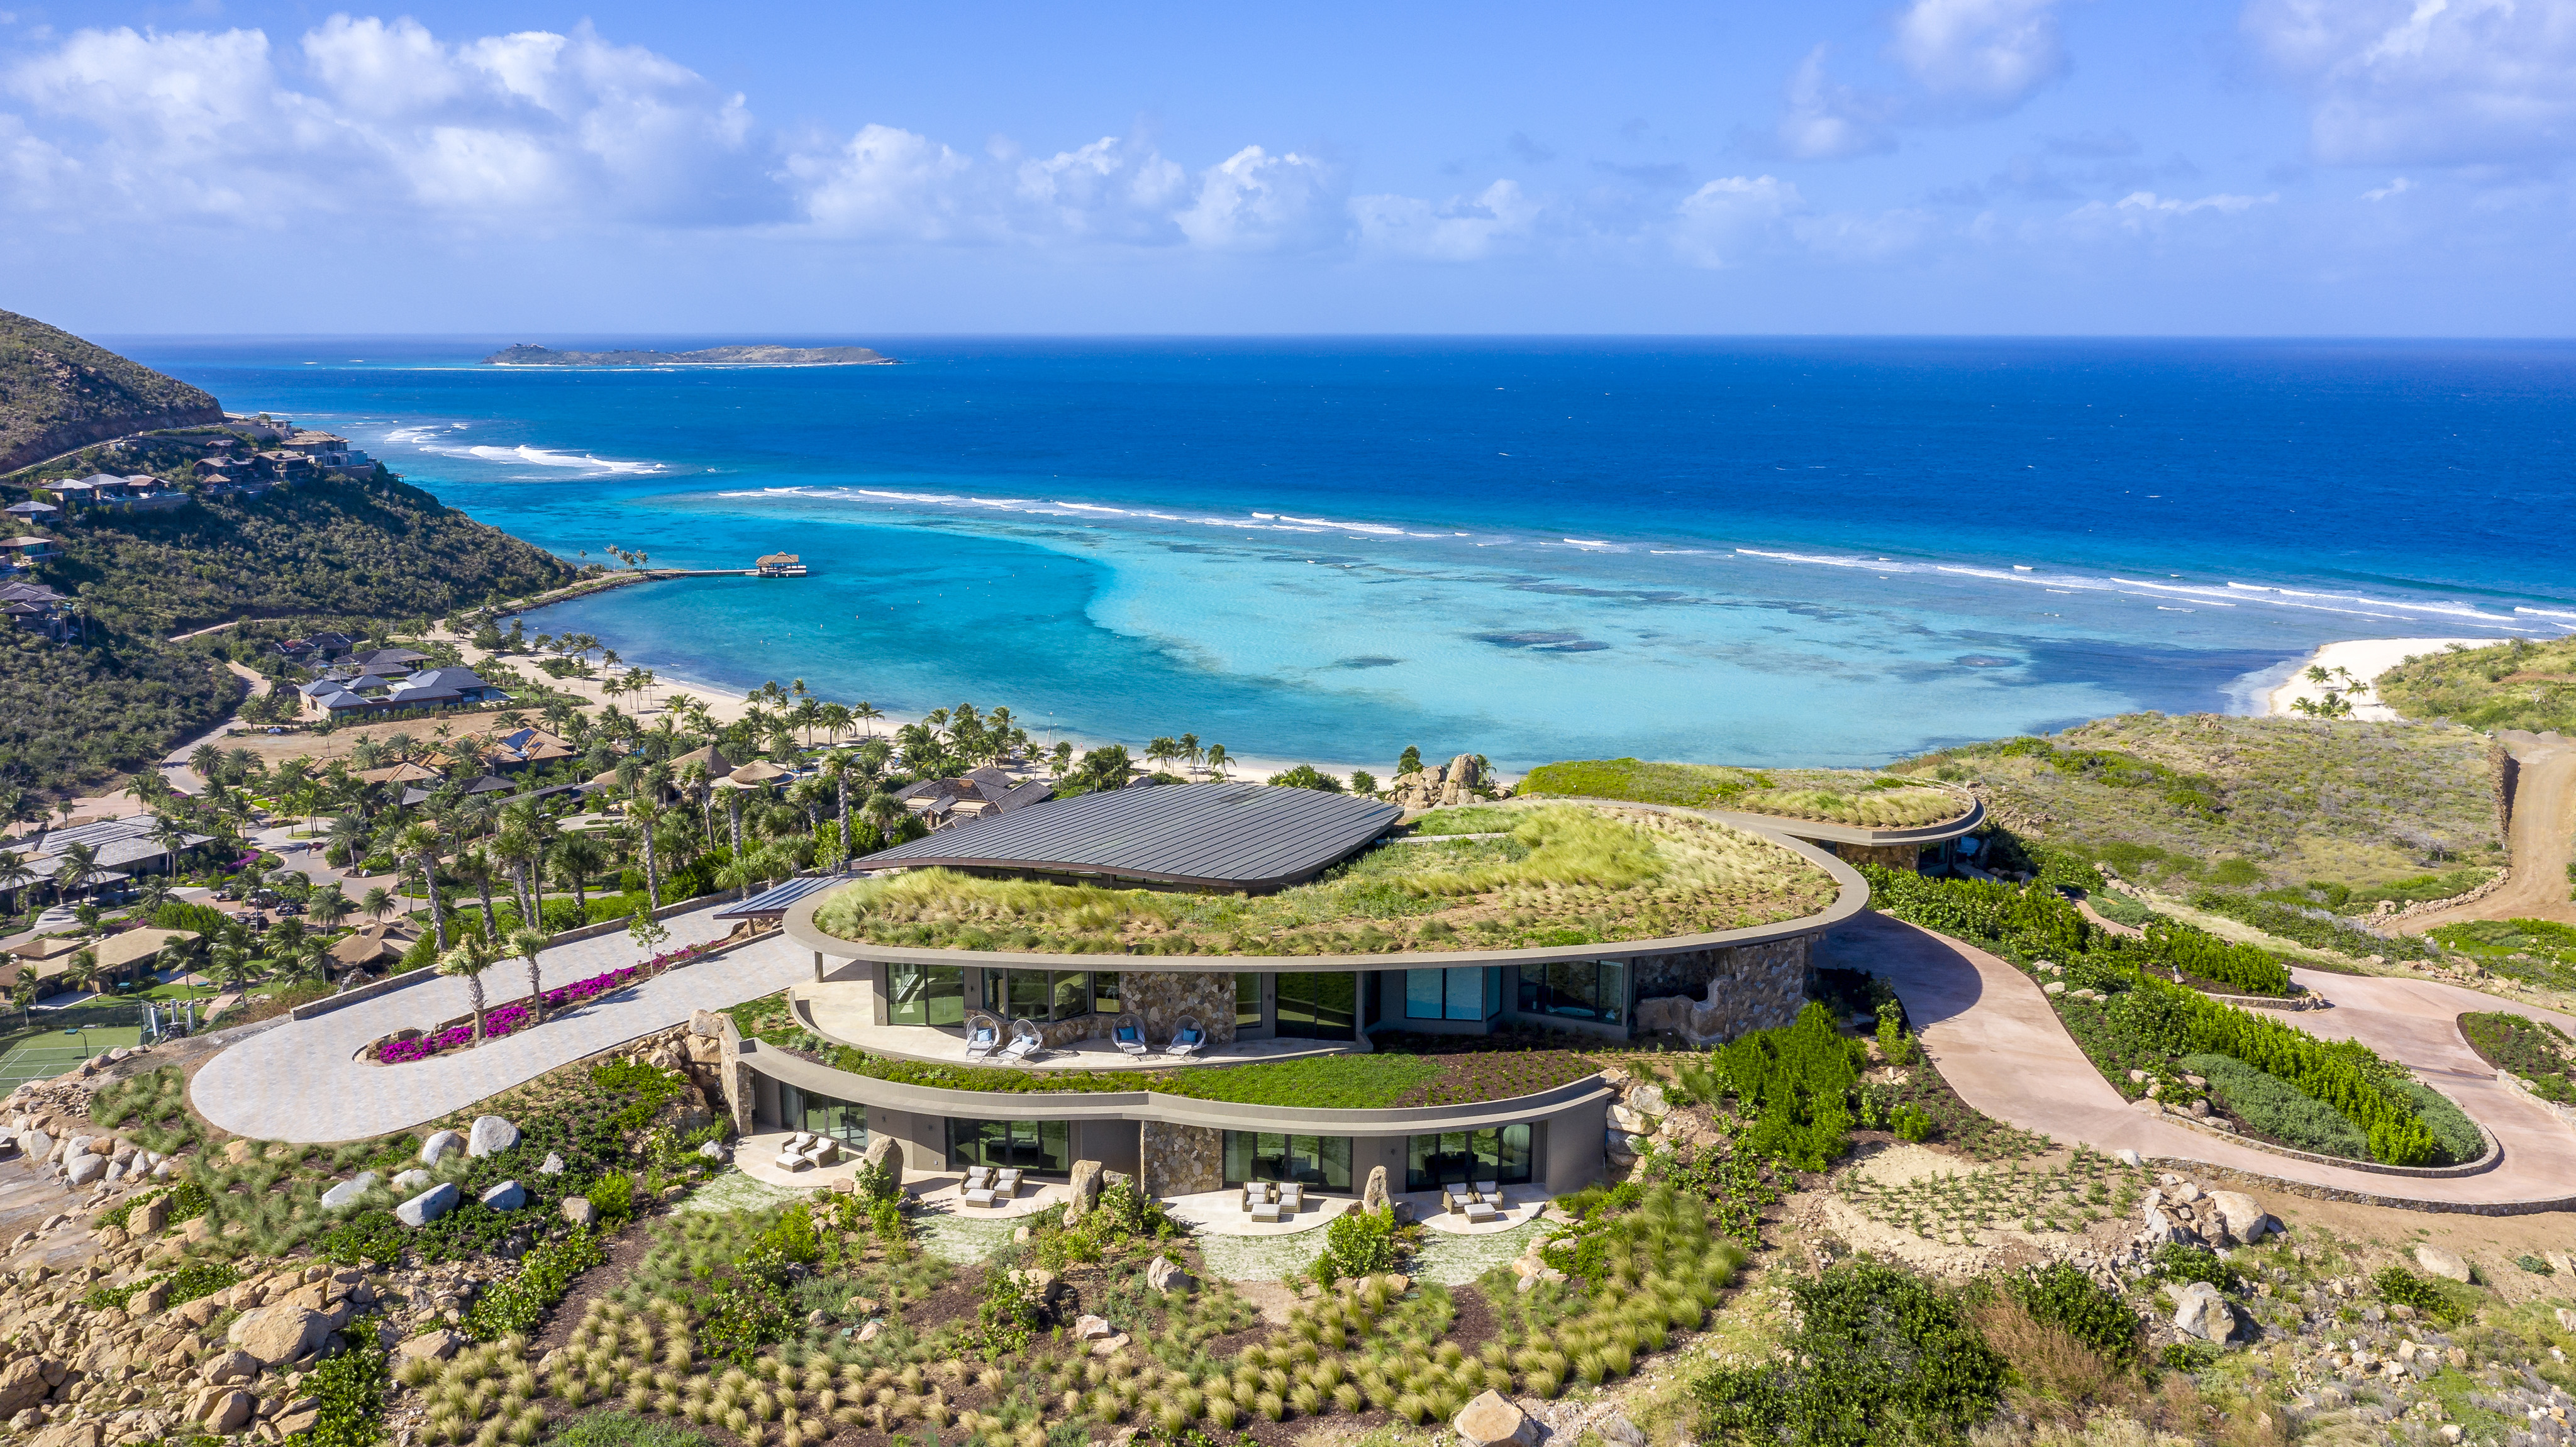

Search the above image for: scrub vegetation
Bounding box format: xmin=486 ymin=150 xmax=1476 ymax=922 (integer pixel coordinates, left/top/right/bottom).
xmin=1518 ymin=758 xmax=1970 ymax=828
xmin=813 ymin=803 xmax=1836 ymax=955
xmin=2377 ymin=635 xmax=2576 ymax=734
xmin=1890 ymin=712 xmax=2503 ymax=892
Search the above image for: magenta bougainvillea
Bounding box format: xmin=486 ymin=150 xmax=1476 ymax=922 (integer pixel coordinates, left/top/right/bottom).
xmin=374 ymin=943 xmax=709 ymax=1065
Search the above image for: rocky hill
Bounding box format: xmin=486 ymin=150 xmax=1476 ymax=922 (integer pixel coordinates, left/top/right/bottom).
xmin=0 ymin=310 xmax=223 ymax=472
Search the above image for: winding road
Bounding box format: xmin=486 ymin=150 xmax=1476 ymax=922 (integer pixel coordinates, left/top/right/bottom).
xmin=2399 ymin=728 xmax=2576 ymax=931
xmin=188 ymin=903 xmax=804 ymax=1143
xmin=1821 ymin=911 xmax=2576 ymax=1211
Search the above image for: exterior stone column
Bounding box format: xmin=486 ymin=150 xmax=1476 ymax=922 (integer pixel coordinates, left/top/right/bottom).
xmin=1140 ymin=1121 xmax=1223 ymax=1198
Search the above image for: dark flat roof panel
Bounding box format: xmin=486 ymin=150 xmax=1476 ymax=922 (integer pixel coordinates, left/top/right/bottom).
xmin=854 ymin=782 xmax=1401 ymax=890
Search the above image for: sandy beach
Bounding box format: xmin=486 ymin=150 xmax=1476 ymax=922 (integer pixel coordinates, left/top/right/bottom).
xmin=443 ymin=627 xmax=1407 ymax=786
xmin=2262 ymin=637 xmax=2493 ymax=721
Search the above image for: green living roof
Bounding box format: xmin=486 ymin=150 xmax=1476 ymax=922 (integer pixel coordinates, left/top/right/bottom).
xmin=814 ymin=801 xmax=1838 ymax=956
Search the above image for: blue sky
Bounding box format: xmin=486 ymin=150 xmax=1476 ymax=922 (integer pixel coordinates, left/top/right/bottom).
xmin=4 ymin=1 xmax=2571 ymax=335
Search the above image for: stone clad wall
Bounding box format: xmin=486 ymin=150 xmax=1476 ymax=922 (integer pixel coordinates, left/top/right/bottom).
xmin=1117 ymin=971 xmax=1240 ymax=1046
xmin=1140 ymin=1121 xmax=1223 ymax=1197
xmin=1835 ymin=842 xmax=1924 ymax=872
xmin=1629 ymin=936 xmax=1816 ymax=1046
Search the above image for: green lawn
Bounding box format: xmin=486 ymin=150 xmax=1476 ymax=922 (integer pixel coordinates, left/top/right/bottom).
xmin=0 ymin=1026 xmax=140 ymax=1090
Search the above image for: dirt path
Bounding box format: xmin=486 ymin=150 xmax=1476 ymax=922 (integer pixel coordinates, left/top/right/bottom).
xmin=2401 ymin=729 xmax=2576 ymax=931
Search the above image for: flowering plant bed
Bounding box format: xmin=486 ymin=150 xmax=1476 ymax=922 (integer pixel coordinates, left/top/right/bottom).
xmin=372 ymin=943 xmax=709 ymax=1064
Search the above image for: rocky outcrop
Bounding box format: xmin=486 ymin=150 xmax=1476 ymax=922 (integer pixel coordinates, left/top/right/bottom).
xmin=1391 ymin=754 xmax=1492 ymax=811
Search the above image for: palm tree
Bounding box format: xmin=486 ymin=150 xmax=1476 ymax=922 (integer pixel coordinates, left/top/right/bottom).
xmin=208 ymin=943 xmax=255 ymax=994
xmin=0 ymin=850 xmax=31 ymax=917
xmin=437 ymin=934 xmax=499 ymax=1043
xmin=493 ymin=827 xmax=538 ymax=929
xmin=628 ymin=799 xmax=665 ymax=910
xmin=714 ymin=851 xmax=758 ymax=905
xmin=148 ymin=812 xmax=194 ymax=880
xmin=818 ymin=702 xmax=852 ymax=745
xmin=553 ymin=834 xmax=606 ymax=921
xmin=852 ymin=701 xmax=882 ymax=738
xmin=361 ymin=885 xmax=394 ymax=926
xmin=51 ymin=841 xmax=101 ymax=906
xmin=1180 ymin=733 xmax=1202 ymax=776
xmin=394 ymin=823 xmax=447 ymax=953
xmin=1146 ymin=737 xmax=1180 ymax=775
xmin=862 ymin=790 xmax=902 ymax=845
xmin=509 ymin=926 xmax=549 ymax=1024
xmin=309 ymin=886 xmax=353 ymax=931
xmin=1204 ymin=744 xmax=1230 ymax=781
xmin=189 ymin=743 xmax=225 ymax=791
xmin=64 ymin=948 xmax=99 ymax=999
xmin=821 ymin=751 xmax=856 ymax=866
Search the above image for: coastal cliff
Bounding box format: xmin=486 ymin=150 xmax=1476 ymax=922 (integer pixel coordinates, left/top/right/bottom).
xmin=484 ymin=343 xmax=896 ymax=367
xmin=0 ymin=309 xmax=224 ymax=472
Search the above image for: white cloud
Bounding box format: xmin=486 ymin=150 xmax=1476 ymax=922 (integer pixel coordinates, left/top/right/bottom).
xmin=1894 ymin=0 xmax=2070 ymax=108
xmin=1672 ymin=175 xmax=1802 ymax=266
xmin=2362 ymin=175 xmax=2414 ymax=200
xmin=1352 ymin=180 xmax=1537 ymax=261
xmin=2245 ymin=0 xmax=2576 ymax=165
xmin=1176 ymin=145 xmax=1346 ymax=252
xmin=1772 ymin=46 xmax=1895 ymax=160
xmin=2065 ymin=189 xmax=2279 ymax=233
xmin=788 ymin=125 xmax=976 ymax=240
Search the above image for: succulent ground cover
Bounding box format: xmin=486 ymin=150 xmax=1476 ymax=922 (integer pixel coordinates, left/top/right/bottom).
xmin=813 ymin=803 xmax=1835 ymax=955
xmin=2457 ymin=1011 xmax=2576 ymax=1105
xmin=1892 ymin=712 xmax=2503 ymax=893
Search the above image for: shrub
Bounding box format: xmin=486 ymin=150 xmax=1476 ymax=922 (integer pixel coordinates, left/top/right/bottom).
xmin=295 ymin=1314 xmax=391 ymax=1447
xmin=586 ymin=1170 xmax=636 ymax=1225
xmin=2008 ymin=1262 xmax=2141 ymax=1367
xmin=462 ymin=1231 xmax=606 ymax=1341
xmin=1691 ymin=1261 xmax=2005 ymax=1446
xmin=2372 ymin=1266 xmax=2468 ymax=1324
xmin=2151 ymin=1245 xmax=2245 ymax=1296
xmin=1314 ymin=1207 xmax=1399 ymax=1285
xmin=2139 ymin=919 xmax=2291 ymax=996
xmin=1710 ymin=1002 xmax=1863 ymax=1170
xmin=2180 ymin=1053 xmax=2370 ymax=1159
xmin=322 ymin=1209 xmax=410 ymax=1268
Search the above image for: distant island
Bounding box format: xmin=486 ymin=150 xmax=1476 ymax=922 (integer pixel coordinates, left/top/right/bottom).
xmin=483 ymin=343 xmax=897 ymax=367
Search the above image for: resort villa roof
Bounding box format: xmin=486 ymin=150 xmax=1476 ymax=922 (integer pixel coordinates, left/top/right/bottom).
xmin=853 ymin=781 xmax=1404 ymax=892
xmin=713 ymin=873 xmax=847 ymax=922
xmin=4 ymin=933 xmax=89 ymax=963
xmin=7 ymin=816 xmax=212 ymax=872
xmin=93 ymin=928 xmax=197 ymax=972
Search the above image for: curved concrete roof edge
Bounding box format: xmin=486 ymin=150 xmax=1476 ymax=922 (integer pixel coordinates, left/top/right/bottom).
xmin=735 ymin=1038 xmax=1613 ymax=1131
xmin=782 ymin=813 xmax=1870 ymax=971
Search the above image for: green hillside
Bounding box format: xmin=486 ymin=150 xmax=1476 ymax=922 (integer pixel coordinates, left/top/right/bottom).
xmin=2377 ymin=636 xmax=2576 ymax=734
xmin=0 ymin=308 xmax=221 ymax=471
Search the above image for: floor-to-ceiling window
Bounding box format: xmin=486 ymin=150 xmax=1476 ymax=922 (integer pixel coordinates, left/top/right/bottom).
xmin=779 ymin=1083 xmax=869 ymax=1148
xmin=1404 ymin=1124 xmax=1534 ymax=1190
xmin=1405 ymin=967 xmax=1504 ymax=1022
xmin=1518 ymin=960 xmax=1628 ymax=1026
xmin=1236 ymin=973 xmax=1264 ymax=1033
xmin=1221 ymin=1132 xmax=1353 ymax=1190
xmin=946 ymin=1117 xmax=1072 ymax=1174
xmin=887 ymin=962 xmax=965 ymax=1026
xmin=982 ymin=970 xmax=1102 ymax=1021
xmin=1275 ymin=972 xmax=1357 ymax=1041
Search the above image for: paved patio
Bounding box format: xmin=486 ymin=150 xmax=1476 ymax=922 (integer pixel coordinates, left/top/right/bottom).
xmin=1406 ymin=1189 xmax=1549 ymax=1234
xmin=1163 ymin=1188 xmax=1358 ymax=1237
xmin=796 ymin=983 xmax=1357 ymax=1071
xmin=188 ymin=907 xmax=802 ymax=1143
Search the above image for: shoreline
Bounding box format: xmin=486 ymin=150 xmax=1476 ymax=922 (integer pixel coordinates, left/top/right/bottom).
xmin=2260 ymin=636 xmax=2492 ymax=721
xmin=445 ymin=621 xmax=1406 ymax=787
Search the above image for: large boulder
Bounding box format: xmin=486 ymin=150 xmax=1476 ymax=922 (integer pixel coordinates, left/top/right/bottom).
xmin=394 ymin=1329 xmax=462 ymax=1364
xmin=2205 ymin=1191 xmax=2270 ymax=1246
xmin=561 ymin=1196 xmax=599 ymax=1228
xmin=1064 ymin=1160 xmax=1103 ymax=1223
xmin=1453 ymin=1389 xmax=1539 ymax=1447
xmin=64 ymin=1151 xmax=106 ymax=1187
xmin=0 ymin=1355 xmax=48 ymax=1414
xmin=2414 ymin=1245 xmax=2472 ymax=1283
xmin=1625 ymin=1084 xmax=1669 ymax=1116
xmin=2170 ymin=1281 xmax=2235 ymax=1343
xmin=194 ymin=1386 xmax=257 ymax=1433
xmin=478 ymin=1180 xmax=526 ymax=1212
xmin=199 ymin=1350 xmax=258 ymax=1385
xmin=229 ymin=1304 xmax=331 ymax=1365
xmin=419 ymin=1130 xmax=465 ymax=1165
xmin=466 ymin=1116 xmax=520 ymax=1158
xmin=1361 ymin=1165 xmax=1391 ymax=1214
xmin=319 ymin=1173 xmax=379 ymax=1211
xmin=396 ymin=1182 xmax=460 ymax=1227
xmin=1146 ymin=1255 xmax=1194 ymax=1296
xmin=16 ymin=1131 xmax=50 ymax=1164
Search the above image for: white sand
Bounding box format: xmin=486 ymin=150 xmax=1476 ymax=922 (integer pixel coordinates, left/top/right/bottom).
xmin=2264 ymin=637 xmax=2494 ymax=721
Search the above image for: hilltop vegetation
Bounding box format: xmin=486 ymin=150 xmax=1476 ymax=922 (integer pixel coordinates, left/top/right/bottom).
xmin=0 ymin=628 xmax=240 ymax=804
xmin=815 ymin=802 xmax=1838 ymax=954
xmin=2378 ymin=635 xmax=2576 ymax=734
xmin=39 ymin=468 xmax=574 ymax=637
xmin=0 ymin=308 xmax=222 ymax=469
xmin=1893 ymin=712 xmax=2502 ymax=893
xmin=1518 ymin=758 xmax=1967 ymax=828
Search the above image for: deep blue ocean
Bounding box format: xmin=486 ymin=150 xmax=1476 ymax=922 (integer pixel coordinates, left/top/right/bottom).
xmin=114 ymin=336 xmax=2576 ymax=770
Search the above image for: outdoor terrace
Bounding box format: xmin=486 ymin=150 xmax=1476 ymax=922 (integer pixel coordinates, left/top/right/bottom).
xmin=792 ymin=984 xmax=1355 ymax=1072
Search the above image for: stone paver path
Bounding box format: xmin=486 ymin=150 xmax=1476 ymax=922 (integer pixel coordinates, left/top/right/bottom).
xmin=189 ymin=907 xmax=803 ymax=1143
xmin=1819 ymin=911 xmax=2576 ymax=1209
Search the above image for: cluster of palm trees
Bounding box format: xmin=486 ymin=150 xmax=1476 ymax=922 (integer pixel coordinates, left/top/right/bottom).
xmin=1143 ymin=734 xmax=1231 ymax=780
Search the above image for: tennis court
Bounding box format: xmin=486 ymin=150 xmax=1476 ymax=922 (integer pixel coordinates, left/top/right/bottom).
xmin=0 ymin=1025 xmax=142 ymax=1092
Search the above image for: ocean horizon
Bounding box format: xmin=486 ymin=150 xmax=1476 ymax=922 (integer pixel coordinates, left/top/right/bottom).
xmin=116 ymin=336 xmax=2576 ymax=772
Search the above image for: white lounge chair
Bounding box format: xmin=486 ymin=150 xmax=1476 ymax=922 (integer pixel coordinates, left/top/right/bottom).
xmin=1442 ymin=1184 xmax=1473 ymax=1216
xmin=1279 ymin=1182 xmax=1304 ymax=1214
xmin=962 ymin=1166 xmax=994 ymax=1192
xmin=999 ymin=1018 xmax=1044 ymax=1064
xmin=963 ymin=1014 xmax=1002 ymax=1062
xmin=1163 ymin=1017 xmax=1206 ymax=1059
xmin=994 ymin=1168 xmax=1024 ymax=1198
xmin=1475 ymin=1180 xmax=1501 ymax=1204
xmin=1112 ymin=1013 xmax=1149 ymax=1057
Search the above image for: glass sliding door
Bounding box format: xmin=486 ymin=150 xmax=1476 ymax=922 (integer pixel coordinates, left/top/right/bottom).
xmin=779 ymin=1083 xmax=869 ymax=1148
xmin=946 ymin=1117 xmax=1072 ymax=1175
xmin=1235 ymin=973 xmax=1264 ymax=1032
xmin=1406 ymin=967 xmax=1502 ymax=1022
xmin=983 ymin=969 xmax=1097 ymax=1021
xmin=1275 ymin=972 xmax=1357 ymax=1041
xmin=1221 ymin=1132 xmax=1353 ymax=1190
xmin=1404 ymin=1123 xmax=1534 ymax=1190
xmin=1517 ymin=960 xmax=1628 ymax=1025
xmin=887 ymin=962 xmax=965 ymax=1026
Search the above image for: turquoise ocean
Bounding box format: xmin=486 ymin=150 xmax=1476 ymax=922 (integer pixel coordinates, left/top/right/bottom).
xmin=118 ymin=337 xmax=2576 ymax=770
